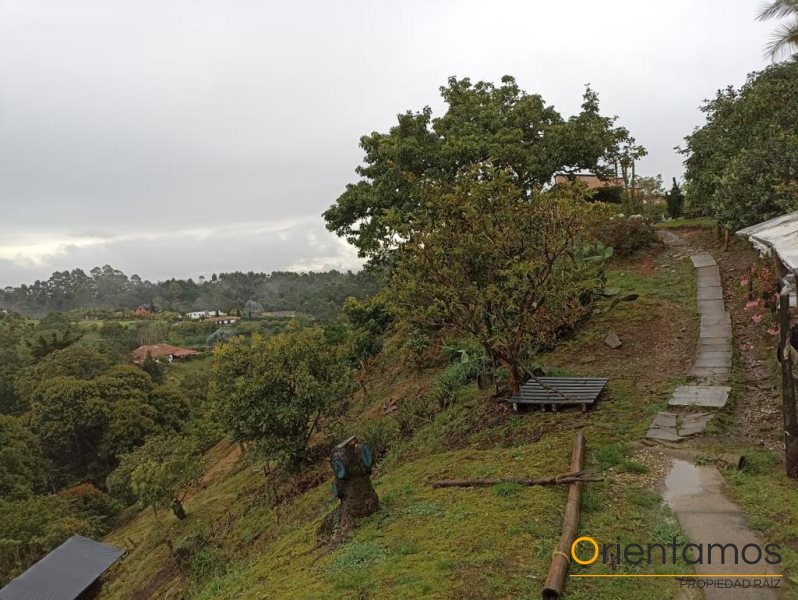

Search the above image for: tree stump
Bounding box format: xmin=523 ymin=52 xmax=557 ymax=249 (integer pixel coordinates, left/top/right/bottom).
xmin=318 ymin=436 xmax=379 ymax=540
xmin=171 ymin=498 xmax=187 ymax=520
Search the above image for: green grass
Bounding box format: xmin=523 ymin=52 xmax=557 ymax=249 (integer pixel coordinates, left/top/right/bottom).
xmin=656 ymin=217 xmax=717 ymax=230
xmin=593 ymin=443 xmax=649 ymax=474
xmin=100 ymin=242 xmax=698 ymax=599
xmin=723 ymin=448 xmax=798 ymax=596
xmin=164 ymin=355 xmax=214 ymax=385
xmin=605 ymin=258 xmax=695 ymax=306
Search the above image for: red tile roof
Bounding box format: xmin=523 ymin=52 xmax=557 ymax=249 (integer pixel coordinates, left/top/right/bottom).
xmin=132 ymin=344 xmax=198 ymax=364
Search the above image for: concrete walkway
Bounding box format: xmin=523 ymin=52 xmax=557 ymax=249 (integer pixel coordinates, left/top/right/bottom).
xmin=664 ymin=459 xmax=781 ymax=599
xmin=647 ymin=254 xmax=731 ymax=441
xmin=645 ymin=245 xmax=782 ymax=596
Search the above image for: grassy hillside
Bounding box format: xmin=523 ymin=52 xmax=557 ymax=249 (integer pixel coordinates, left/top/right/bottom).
xmin=100 ymin=242 xmax=699 ymax=599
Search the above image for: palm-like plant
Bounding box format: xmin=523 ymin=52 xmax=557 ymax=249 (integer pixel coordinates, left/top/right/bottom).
xmin=757 ymin=0 xmax=798 ymax=59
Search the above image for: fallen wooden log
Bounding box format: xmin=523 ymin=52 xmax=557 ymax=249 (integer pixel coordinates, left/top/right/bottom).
xmin=542 ymin=431 xmax=585 ymax=600
xmin=430 ymin=471 xmax=602 ymax=489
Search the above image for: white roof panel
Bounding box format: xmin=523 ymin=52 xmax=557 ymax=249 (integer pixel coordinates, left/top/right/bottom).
xmin=737 ymin=210 xmax=798 ymax=271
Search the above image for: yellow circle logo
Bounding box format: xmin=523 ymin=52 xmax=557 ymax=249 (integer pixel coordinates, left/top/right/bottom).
xmin=571 ymin=536 xmax=599 ymax=565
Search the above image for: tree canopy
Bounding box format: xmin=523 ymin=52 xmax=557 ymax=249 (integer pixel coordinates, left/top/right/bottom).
xmin=21 ymin=346 xmax=190 ymax=485
xmin=0 ymin=267 xmax=379 ymax=322
xmin=389 ymin=167 xmax=608 ymax=393
xmin=681 ymin=59 xmax=798 ymax=229
xmin=0 ymin=416 xmax=49 ymax=498
xmin=323 ymin=76 xmax=633 ymax=262
xmin=210 ymin=327 xmax=354 ymax=466
xmin=107 ymin=434 xmax=204 ymax=519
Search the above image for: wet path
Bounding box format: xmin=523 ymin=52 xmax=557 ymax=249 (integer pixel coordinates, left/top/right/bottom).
xmin=664 ymin=459 xmax=781 ymax=599
xmin=646 ymin=233 xmax=783 ymax=597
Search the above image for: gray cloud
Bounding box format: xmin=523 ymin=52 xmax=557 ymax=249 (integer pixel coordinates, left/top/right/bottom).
xmin=0 ymin=0 xmax=774 ymax=286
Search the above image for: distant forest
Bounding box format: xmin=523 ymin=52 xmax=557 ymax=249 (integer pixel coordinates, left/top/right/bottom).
xmin=0 ymin=265 xmax=380 ymax=321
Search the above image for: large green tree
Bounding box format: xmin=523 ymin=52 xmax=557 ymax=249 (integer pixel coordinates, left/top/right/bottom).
xmin=0 ymin=313 xmax=28 ymax=415
xmin=389 ymin=167 xmax=607 ymax=393
xmin=0 ymin=416 xmax=49 ymax=498
xmin=107 ymin=434 xmax=204 ymax=519
xmin=15 ymin=345 xmax=113 ymax=410
xmin=25 ymin=352 xmax=189 ymax=484
xmin=29 ymin=377 xmax=110 ymax=481
xmin=681 ymin=60 xmax=798 ymax=229
xmin=666 ymin=178 xmax=685 ymax=219
xmin=323 ymin=76 xmax=632 ymax=262
xmin=210 ymin=327 xmax=354 ymax=466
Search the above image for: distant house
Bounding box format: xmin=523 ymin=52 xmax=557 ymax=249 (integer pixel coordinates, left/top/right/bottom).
xmin=261 ymin=310 xmax=296 ymax=319
xmin=187 ymin=310 xmax=223 ymax=320
xmin=554 ymin=173 xmax=624 ymax=190
xmin=132 ymin=343 xmax=199 ymax=364
xmin=133 ymin=305 xmax=151 ymax=317
xmin=205 ymin=315 xmax=240 ymax=326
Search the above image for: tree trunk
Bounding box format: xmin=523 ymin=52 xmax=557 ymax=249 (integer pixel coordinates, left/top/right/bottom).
xmin=171 ymin=498 xmax=187 ymax=520
xmin=318 ymin=436 xmax=379 ymax=540
xmin=509 ymin=363 xmax=522 ymax=395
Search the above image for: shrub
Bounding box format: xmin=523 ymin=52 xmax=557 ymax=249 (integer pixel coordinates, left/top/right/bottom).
xmin=428 ymin=361 xmax=482 ymax=409
xmin=590 ymin=185 xmax=625 ymax=204
xmin=592 ymin=215 xmax=657 ymax=257
xmin=57 ymin=483 xmax=120 ymax=529
xmin=359 ymin=418 xmax=399 ymax=460
xmin=394 ymin=395 xmax=437 ymax=438
xmin=210 ymin=329 xmax=354 ymax=468
xmin=741 ymin=449 xmax=777 ymax=475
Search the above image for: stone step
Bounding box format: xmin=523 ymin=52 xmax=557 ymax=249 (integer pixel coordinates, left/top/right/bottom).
xmin=697 ymin=338 xmax=731 ymax=352
xmin=697 ymin=287 xmax=724 ymax=301
xmin=695 ymin=351 xmax=732 ymax=361
xmin=646 ymin=410 xmax=714 ymax=441
xmin=694 ymin=355 xmax=732 ymax=368
xmin=698 ymin=300 xmax=727 ymax=314
xmin=695 ymin=265 xmax=720 ymax=277
xmin=697 ymin=274 xmax=722 ymax=287
xmin=700 ymin=324 xmax=732 ymax=337
xmin=668 ymin=385 xmax=731 ymax=408
xmin=699 ymin=314 xmax=730 ymax=325
xmin=691 ymin=254 xmax=717 ymax=268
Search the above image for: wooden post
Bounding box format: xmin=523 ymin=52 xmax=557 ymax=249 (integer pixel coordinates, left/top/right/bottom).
xmin=431 ymin=472 xmax=602 ymax=489
xmin=542 ymin=432 xmax=585 ymax=599
xmin=779 ymin=291 xmax=798 ymax=478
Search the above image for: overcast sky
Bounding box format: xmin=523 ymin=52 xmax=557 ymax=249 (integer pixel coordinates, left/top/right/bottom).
xmin=0 ymin=0 xmax=775 ymax=287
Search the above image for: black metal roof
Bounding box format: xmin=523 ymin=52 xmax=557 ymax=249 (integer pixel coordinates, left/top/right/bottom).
xmin=509 ymin=377 xmax=609 ymax=406
xmin=0 ymin=536 xmax=125 ymax=600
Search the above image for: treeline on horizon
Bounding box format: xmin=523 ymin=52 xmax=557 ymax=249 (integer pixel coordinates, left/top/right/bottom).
xmin=0 ymin=265 xmax=380 ymax=322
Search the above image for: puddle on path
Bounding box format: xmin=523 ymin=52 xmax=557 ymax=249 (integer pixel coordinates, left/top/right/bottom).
xmin=663 ymin=459 xmax=703 ymax=506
